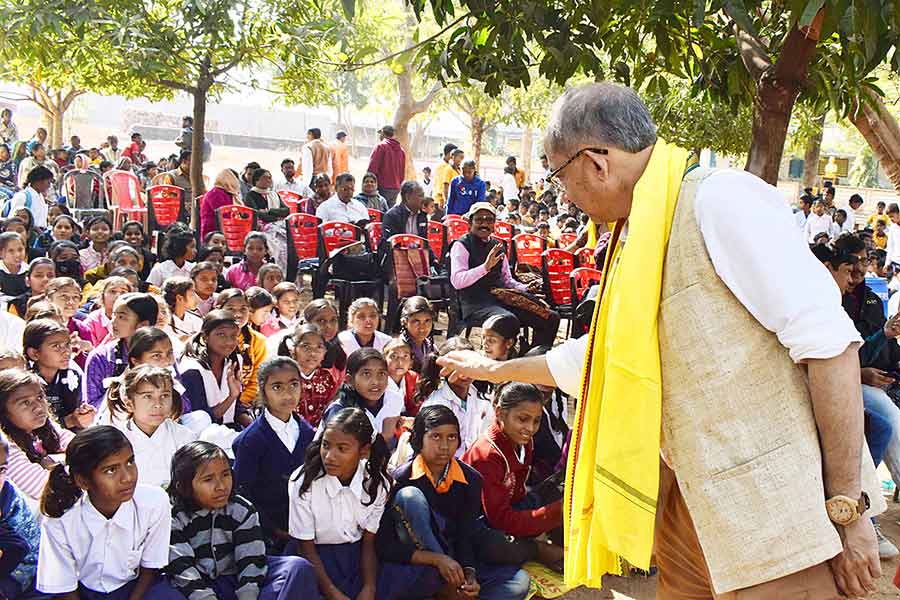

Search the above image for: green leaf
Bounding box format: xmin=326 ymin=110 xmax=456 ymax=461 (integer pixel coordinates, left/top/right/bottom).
xmin=799 ymin=0 xmax=825 ymax=27
xmin=341 ymin=0 xmax=354 ymax=20
xmin=724 ymin=0 xmax=758 ymax=36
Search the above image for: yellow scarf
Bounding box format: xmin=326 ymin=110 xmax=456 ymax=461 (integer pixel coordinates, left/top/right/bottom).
xmin=563 ymin=141 xmax=693 ymax=588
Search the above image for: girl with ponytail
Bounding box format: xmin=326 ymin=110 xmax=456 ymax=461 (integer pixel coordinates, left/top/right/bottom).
xmin=288 ymin=407 xmax=391 ymax=600
xmin=302 ymin=299 xmax=346 ymax=385
xmin=36 ymin=426 xmax=182 ymax=599
xmin=276 ymin=323 xmax=336 ymax=427
xmin=215 ymin=288 xmax=266 ymax=409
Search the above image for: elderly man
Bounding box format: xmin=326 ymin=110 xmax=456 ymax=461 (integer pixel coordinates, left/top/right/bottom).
xmin=315 ymin=172 xmax=369 ymax=225
xmin=438 ymin=82 xmax=884 ymax=599
xmin=450 ymin=201 xmax=560 ymax=347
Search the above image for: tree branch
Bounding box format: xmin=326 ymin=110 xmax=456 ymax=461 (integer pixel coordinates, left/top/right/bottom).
xmin=732 ymin=24 xmax=771 ymax=80
xmin=411 ymin=81 xmax=443 ymax=113
xmin=157 ymin=78 xmax=196 ymax=94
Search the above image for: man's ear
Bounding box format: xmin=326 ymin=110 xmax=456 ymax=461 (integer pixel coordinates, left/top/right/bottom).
xmin=583 ymin=150 xmax=610 ymax=184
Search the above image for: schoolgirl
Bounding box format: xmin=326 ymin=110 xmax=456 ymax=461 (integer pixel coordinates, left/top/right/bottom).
xmin=49 ymin=240 xmax=84 ymax=284
xmin=179 ymin=309 xmax=251 ymax=429
xmin=7 ymin=257 xmax=54 ymax=318
xmin=225 ymin=232 xmax=269 ymax=291
xmin=276 ymin=324 xmax=337 ymax=427
xmin=416 ymin=338 xmax=494 ymax=457
xmin=215 ymin=288 xmax=267 ymax=407
xmin=481 ymin=313 xmax=520 ymax=361
xmin=162 ymin=276 xmax=203 ymax=341
xmin=119 ymin=220 xmax=156 ymax=280
xmin=288 ymin=407 xmax=391 ymax=599
xmin=195 ymin=244 xmax=231 ymax=293
xmin=463 ymin=382 xmax=564 ymax=568
xmin=78 ymin=215 xmax=112 ymax=273
xmin=147 ymin=227 xmax=197 ymax=287
xmin=23 ymin=318 xmax=93 ymax=430
xmin=246 ymin=286 xmax=275 ymax=333
xmin=168 ymin=441 xmax=319 ymax=599
xmin=302 ymin=300 xmax=346 ymax=386
xmin=36 ymin=426 xmax=181 ymax=599
xmin=382 ymin=338 xmax=419 ymax=418
xmin=190 ymin=261 xmax=219 ymax=317
xmin=261 ymin=282 xmax=302 ymax=336
xmin=0 ymin=368 xmax=74 ymax=500
xmin=0 ymin=231 xmax=27 ymax=297
xmin=0 ymin=432 xmax=42 ymax=599
xmin=32 ymin=214 xmax=80 ymax=255
xmin=43 ymin=277 xmax=93 ymax=367
xmin=109 ymin=365 xmax=196 ymax=487
xmin=336 ymin=298 xmax=391 ymax=356
xmin=398 ymin=296 xmax=435 ymax=373
xmin=257 ymin=263 xmax=284 ymax=293
xmin=81 ymin=276 xmax=134 ymax=345
xmin=84 ymin=293 xmax=159 ymax=409
xmin=377 ymin=405 xmax=531 ymax=600
xmin=232 ymin=357 xmax=316 ymax=551
xmin=320 ymin=348 xmax=403 ymax=440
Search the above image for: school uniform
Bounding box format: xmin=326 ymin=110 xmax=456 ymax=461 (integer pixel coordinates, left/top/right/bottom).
xmin=401 ymin=331 xmax=434 ymax=374
xmin=336 ymin=330 xmax=392 ymax=356
xmin=84 ymin=339 xmax=129 ymax=409
xmin=35 ymin=363 xmax=85 ymax=429
xmin=287 ymin=461 xmax=388 ymax=598
xmin=387 ymin=372 xmax=419 ymax=416
xmin=168 ymin=495 xmax=318 ymax=600
xmin=297 ymin=369 xmax=337 ymax=428
xmin=232 ymin=411 xmax=315 ymax=549
xmin=463 ymin=423 xmax=562 ymax=538
xmin=0 ymin=261 xmax=27 ymax=297
xmin=119 ymin=418 xmax=197 ymax=488
xmin=147 ymin=259 xmax=195 ymax=288
xmin=79 ymin=243 xmax=107 ymax=273
xmin=238 ymin=327 xmax=268 ymax=408
xmin=320 ymin=386 xmax=403 ymax=438
xmin=180 ymin=356 xmax=249 ymax=427
xmin=7 ymin=421 xmax=74 ymax=501
xmin=376 ymin=457 xmax=530 ymax=600
xmin=422 ymin=383 xmax=494 ymax=457
xmin=169 ymin=311 xmax=203 ymax=339
xmin=0 ymin=480 xmax=42 ymax=599
xmin=36 ymin=485 xmax=181 ymax=599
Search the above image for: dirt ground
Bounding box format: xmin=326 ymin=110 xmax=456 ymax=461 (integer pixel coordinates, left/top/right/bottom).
xmin=558 ymin=502 xmax=900 ymax=599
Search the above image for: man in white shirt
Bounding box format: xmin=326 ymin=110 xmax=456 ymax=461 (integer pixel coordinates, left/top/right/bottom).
xmin=316 ymin=173 xmax=369 ymax=224
xmin=436 ymin=82 xmax=881 ymax=599
xmin=803 ymin=200 xmax=833 ymax=244
xmin=794 ymin=194 xmax=813 ymax=229
xmin=845 ymin=193 xmax=863 ymax=232
xmin=275 ymin=158 xmax=312 ymax=197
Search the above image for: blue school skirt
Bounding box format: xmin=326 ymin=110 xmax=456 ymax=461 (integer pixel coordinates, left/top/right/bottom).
xmin=78 ymin=577 xmax=182 ymax=600
xmin=315 ymin=541 xmax=364 ymax=598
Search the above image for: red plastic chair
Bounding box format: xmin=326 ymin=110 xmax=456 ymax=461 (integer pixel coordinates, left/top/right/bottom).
xmin=147 ymin=185 xmax=186 ymax=229
xmin=316 ymin=221 xmax=380 ymax=328
xmin=216 ymin=205 xmax=257 ymax=254
xmin=570 ymin=267 xmax=603 ymax=304
xmin=427 ymin=221 xmax=448 ymax=264
xmin=367 ymin=208 xmax=383 ymax=223
xmin=558 ymin=232 xmax=578 ymax=247
xmin=278 ymin=190 xmax=302 ymax=214
xmin=444 ymin=215 xmax=469 ymax=243
xmin=285 ymin=212 xmax=321 ymax=283
xmin=511 ymin=233 xmax=546 ymax=271
xmin=388 ymin=234 xmax=428 ymax=250
xmin=576 ymin=246 xmax=596 ymax=268
xmin=491 ymin=221 xmax=515 ymax=254
xmin=104 ymin=170 xmax=146 ymax=229
xmin=542 ymin=249 xmax=575 ymax=308
xmin=365 ymin=222 xmax=383 ymax=253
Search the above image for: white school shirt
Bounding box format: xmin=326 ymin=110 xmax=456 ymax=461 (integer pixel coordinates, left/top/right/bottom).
xmin=422 ymin=383 xmax=494 ymax=457
xmin=545 ymin=169 xmax=862 ymax=400
xmin=315 ymin=195 xmax=370 ymax=224
xmin=180 ymin=356 xmax=241 ymax=424
xmin=288 ymin=460 xmax=388 ymax=545
xmin=37 ymin=484 xmax=171 ymax=594
xmin=147 ymin=259 xmax=196 ymax=288
xmin=843 ymin=206 xmax=857 ymax=232
xmin=120 ymin=418 xmax=197 ymax=487
xmin=0 ymin=309 xmax=25 ymax=352
xmin=264 ymin=408 xmax=300 ymax=452
xmin=169 ymin=311 xmax=203 ymax=339
xmin=887 ymin=223 xmax=900 ymax=267
xmin=337 ymin=330 xmax=392 ymax=357
xmin=803 ymin=212 xmax=832 ymax=244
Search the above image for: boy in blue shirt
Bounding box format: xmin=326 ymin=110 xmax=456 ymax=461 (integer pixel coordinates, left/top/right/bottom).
xmin=447 ymin=160 xmax=486 ymax=216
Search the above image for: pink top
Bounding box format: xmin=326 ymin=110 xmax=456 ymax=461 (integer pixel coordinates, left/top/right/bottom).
xmin=81 ymin=308 xmax=112 ymax=346
xmin=225 ymin=260 xmax=260 ymax=291
xmin=200 ymin=187 xmax=237 ymax=239
xmin=449 ymin=242 xmax=527 ymax=292
xmin=8 ymin=421 xmax=75 ymax=499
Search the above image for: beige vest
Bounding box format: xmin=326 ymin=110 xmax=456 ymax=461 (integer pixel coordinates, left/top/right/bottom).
xmin=658 ymin=168 xmax=885 ymax=593
xmin=306 ymin=139 xmax=331 ymax=175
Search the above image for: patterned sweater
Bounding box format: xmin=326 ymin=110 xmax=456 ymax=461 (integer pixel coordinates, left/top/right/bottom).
xmin=168 ymin=495 xmax=267 ymax=600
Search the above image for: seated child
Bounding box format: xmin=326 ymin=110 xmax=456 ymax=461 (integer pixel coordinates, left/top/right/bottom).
xmin=232 ymin=357 xmax=315 ymax=552
xmin=337 ymin=298 xmax=391 ymax=356
xmin=0 ymin=433 xmax=41 ymax=599
xmin=276 ymin=324 xmax=337 ymax=427
xmin=168 ymin=441 xmax=318 ymax=599
xmin=383 ymin=338 xmax=418 ymax=418
xmin=398 ymin=297 xmax=435 ymax=373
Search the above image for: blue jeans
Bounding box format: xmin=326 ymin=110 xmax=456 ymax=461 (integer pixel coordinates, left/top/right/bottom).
xmin=391 ymin=487 xmax=530 ymax=600
xmin=862 ymin=384 xmax=900 ymax=484
xmin=866 ymin=407 xmax=893 ymax=466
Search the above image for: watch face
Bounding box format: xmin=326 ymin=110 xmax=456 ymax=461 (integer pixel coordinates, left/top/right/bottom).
xmin=827 ymin=499 xmax=855 ymax=525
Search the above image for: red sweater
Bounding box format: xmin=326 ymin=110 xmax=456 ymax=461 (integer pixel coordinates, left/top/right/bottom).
xmin=366 ymin=138 xmax=406 ymax=190
xmin=296 ymin=368 xmax=337 ymax=427
xmin=463 ymin=422 xmax=562 ymax=537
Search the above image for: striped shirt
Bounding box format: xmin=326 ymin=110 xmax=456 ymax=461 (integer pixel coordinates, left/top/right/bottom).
xmin=168 ymin=495 xmax=267 ymax=600
xmin=7 ymin=422 xmax=74 ymax=500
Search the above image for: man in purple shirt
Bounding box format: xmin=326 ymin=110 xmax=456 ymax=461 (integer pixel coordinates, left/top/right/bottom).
xmin=449 ymin=202 xmax=560 ymax=346
xmin=366 ymin=125 xmax=406 ymax=205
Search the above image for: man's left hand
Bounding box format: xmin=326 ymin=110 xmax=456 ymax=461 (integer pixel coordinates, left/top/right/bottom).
xmin=829 ymin=517 xmax=881 ymax=597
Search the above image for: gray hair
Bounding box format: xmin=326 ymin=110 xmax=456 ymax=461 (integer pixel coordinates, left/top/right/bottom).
xmin=544 ymin=82 xmax=657 ymax=156
xmin=400 ymin=180 xmax=422 ymax=202
xmin=335 ymin=172 xmax=355 ymax=187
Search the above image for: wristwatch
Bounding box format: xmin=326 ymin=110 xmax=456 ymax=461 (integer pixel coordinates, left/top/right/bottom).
xmin=825 ymin=492 xmax=871 ymax=526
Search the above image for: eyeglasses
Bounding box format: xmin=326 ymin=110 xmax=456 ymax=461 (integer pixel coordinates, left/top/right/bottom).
xmin=546 ymin=147 xmax=609 ymax=191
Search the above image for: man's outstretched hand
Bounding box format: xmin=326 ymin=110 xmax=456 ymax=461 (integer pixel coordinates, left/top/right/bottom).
xmin=437 ymin=350 xmax=499 ymax=384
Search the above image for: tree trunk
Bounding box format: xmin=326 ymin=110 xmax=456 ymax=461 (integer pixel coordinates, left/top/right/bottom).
xmin=52 ymin=108 xmax=64 ymax=149
xmin=471 ymin=116 xmax=485 ymax=169
xmin=189 ymin=87 xmax=208 ymax=230
xmin=521 ymin=126 xmax=534 ymax=182
xmin=801 ymin=114 xmax=826 ymax=190
xmin=41 ymin=110 xmax=55 ymax=147
xmin=851 ymin=89 xmax=900 ymax=193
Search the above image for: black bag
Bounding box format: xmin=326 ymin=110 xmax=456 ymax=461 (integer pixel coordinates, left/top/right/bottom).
xmin=332 ymin=252 xmax=378 ymax=281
